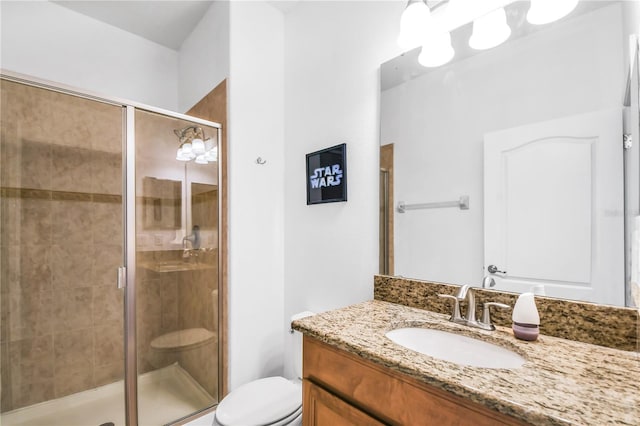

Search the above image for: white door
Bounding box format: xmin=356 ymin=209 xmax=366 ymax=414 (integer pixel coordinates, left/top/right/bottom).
xmin=484 ymin=109 xmax=624 ymax=305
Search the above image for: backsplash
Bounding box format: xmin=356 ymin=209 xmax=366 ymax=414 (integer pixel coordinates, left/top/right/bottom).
xmin=374 ymin=275 xmax=638 ymax=351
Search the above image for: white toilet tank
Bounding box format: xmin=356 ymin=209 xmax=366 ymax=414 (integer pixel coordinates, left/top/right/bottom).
xmin=290 ymin=311 xmax=314 ymax=379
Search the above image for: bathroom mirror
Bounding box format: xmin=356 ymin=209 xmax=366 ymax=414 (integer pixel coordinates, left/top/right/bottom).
xmin=379 ymin=0 xmax=640 ymax=307
xmin=142 ymin=176 xmax=182 ymax=230
xmin=191 ymin=182 xmax=218 ymax=230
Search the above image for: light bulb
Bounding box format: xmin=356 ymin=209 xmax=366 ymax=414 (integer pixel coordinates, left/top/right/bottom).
xmin=469 ymin=8 xmax=511 ymax=50
xmin=195 ymin=155 xmax=208 ymax=165
xmin=418 ymin=31 xmax=454 ymax=68
xmin=205 ymin=146 xmax=218 ymax=162
xmin=204 ymin=138 xmax=214 ymax=152
xmin=192 ymin=138 xmax=205 ymax=155
xmin=527 ymin=0 xmax=579 ymax=25
xmin=176 ymin=148 xmax=191 ymax=161
xmin=182 ymin=142 xmax=192 ymax=153
xmin=397 ymin=0 xmax=432 ymax=51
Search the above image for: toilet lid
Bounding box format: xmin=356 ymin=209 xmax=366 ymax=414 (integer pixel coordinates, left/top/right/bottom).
xmin=215 ymin=377 xmax=301 ymax=426
xmin=150 ymin=328 xmax=215 ymax=351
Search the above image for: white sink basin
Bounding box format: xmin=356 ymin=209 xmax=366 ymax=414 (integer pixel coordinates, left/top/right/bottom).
xmin=385 ymin=327 xmax=525 ymax=369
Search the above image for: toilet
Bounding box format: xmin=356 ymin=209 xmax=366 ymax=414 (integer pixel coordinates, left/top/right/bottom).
xmin=213 ymin=311 xmax=314 ymax=426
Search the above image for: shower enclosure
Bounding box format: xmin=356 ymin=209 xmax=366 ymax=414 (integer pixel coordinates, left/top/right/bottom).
xmin=0 ymin=73 xmax=223 ymax=426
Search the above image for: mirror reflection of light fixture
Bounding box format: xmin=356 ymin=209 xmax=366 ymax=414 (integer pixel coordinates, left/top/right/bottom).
xmin=419 ymin=30 xmax=455 ymax=67
xmin=527 ymin=0 xmax=579 ymax=25
xmin=469 ymin=8 xmax=511 ymax=50
xmin=174 ymin=126 xmax=216 ymax=164
xmin=397 ymin=0 xmax=433 ymax=50
xmin=398 ymin=0 xmax=581 ymax=67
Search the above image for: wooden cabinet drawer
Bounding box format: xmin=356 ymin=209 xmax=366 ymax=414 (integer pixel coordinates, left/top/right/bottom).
xmin=303 ymin=335 xmax=529 ymax=426
xmin=303 ymin=379 xmax=385 ymax=426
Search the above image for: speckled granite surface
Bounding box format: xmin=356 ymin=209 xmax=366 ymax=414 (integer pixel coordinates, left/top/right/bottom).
xmin=292 ymin=300 xmax=640 ymax=426
xmin=374 ymin=275 xmax=639 ymax=351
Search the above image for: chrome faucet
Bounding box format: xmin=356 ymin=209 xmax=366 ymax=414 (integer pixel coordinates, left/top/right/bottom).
xmin=439 ymin=285 xmax=510 ymax=331
xmin=456 ymin=285 xmax=477 ymax=323
xmin=182 ymin=225 xmax=201 ymax=258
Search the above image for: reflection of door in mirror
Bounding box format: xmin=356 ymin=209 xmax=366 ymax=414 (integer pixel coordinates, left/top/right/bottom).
xmin=192 ymin=183 xmax=218 ymax=232
xmin=484 ymin=109 xmax=624 ymax=306
xmin=380 ymin=144 xmax=394 ymax=275
xmin=380 ymin=1 xmax=639 ymax=306
xmin=142 ymin=177 xmax=181 ymax=230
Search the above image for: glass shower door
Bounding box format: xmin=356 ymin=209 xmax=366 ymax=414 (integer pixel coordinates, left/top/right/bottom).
xmin=1 ymin=79 xmax=126 ymax=426
xmin=133 ymin=109 xmax=220 ymax=425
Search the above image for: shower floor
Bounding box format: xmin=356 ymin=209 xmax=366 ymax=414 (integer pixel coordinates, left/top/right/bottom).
xmin=1 ymin=363 xmax=215 ymax=426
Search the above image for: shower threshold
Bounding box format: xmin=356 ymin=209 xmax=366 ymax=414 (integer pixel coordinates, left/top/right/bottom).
xmin=1 ymin=363 xmax=215 ymax=426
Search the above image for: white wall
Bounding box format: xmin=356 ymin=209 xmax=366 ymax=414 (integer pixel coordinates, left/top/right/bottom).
xmin=226 ymin=1 xmax=286 ymax=390
xmin=178 ymin=1 xmax=230 ymax=113
xmin=381 ymin=4 xmax=625 ymax=286
xmin=0 ymin=1 xmax=179 ymax=111
xmin=282 ymin=1 xmax=403 ymax=378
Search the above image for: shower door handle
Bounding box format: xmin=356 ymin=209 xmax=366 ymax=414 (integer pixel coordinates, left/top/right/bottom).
xmin=117 ymin=266 xmax=127 ymax=289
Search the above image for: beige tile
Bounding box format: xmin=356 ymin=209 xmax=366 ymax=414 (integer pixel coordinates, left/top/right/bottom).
xmin=53 ymin=328 xmax=94 ymax=398
xmin=92 ymin=244 xmax=122 ymax=288
xmin=92 ymin=202 xmax=122 ymax=246
xmin=1 ymin=293 xmax=10 ymax=343
xmin=51 ymin=243 xmax=93 ymax=289
xmin=54 ymin=366 xmax=93 ymax=399
xmin=19 ymin=140 xmax=52 ymax=191
xmin=93 ymin=323 xmax=124 ymax=367
xmin=15 ymin=336 xmax=54 ymax=384
xmin=93 ymin=285 xmax=124 ymax=327
xmin=51 ymin=146 xmax=93 ymax=193
xmin=1 ymin=196 xmax=22 ymax=247
xmin=1 ymin=341 xmax=17 ymax=411
xmin=53 ymin=329 xmax=93 ymax=370
xmin=19 ymin=243 xmax=52 ymax=294
xmin=137 ymin=280 xmax=162 ymax=326
xmin=1 ymin=136 xmax=21 ymax=188
xmin=94 ymin=361 xmax=124 ymax=388
xmin=17 ymin=380 xmax=55 ymax=409
xmin=160 ymin=280 xmax=178 ymax=332
xmin=52 ymin=199 xmax=93 ymax=247
xmin=91 ymin=150 xmax=122 ymax=195
xmin=20 ymin=198 xmax=52 ymax=246
xmin=136 ymin=281 xmax=162 ymax=375
xmin=1 ymin=245 xmax=20 ymax=295
xmin=8 ymin=290 xmax=53 ymax=341
xmin=52 ymin=287 xmax=93 ymax=332
xmin=181 ymin=341 xmax=218 ymax=398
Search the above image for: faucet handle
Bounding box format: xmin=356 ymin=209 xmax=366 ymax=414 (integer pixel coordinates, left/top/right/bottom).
xmin=480 ymin=302 xmax=510 ymax=330
xmin=438 ymin=294 xmax=463 ymax=322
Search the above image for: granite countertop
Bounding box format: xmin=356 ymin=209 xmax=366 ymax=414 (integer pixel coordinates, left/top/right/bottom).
xmin=292 ymin=300 xmax=640 ymax=426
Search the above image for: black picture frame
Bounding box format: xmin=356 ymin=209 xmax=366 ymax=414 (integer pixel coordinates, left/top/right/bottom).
xmin=306 ymin=143 xmax=347 ymax=205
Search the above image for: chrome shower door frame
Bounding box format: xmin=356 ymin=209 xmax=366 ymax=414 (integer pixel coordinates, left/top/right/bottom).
xmin=1 ymin=69 xmax=224 ymax=426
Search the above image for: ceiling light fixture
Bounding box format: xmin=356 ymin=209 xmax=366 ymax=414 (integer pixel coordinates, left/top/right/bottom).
xmin=174 ymin=126 xmax=216 ymax=164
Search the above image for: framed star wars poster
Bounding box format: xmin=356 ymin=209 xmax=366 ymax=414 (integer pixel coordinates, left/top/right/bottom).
xmin=306 ymin=143 xmax=347 ymax=205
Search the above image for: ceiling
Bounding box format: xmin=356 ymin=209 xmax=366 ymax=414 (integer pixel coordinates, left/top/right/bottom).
xmin=53 ymin=1 xmax=300 ymax=51
xmin=53 ymin=1 xmax=214 ymax=50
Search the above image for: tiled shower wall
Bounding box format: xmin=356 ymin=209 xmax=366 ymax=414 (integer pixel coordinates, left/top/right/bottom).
xmin=136 ymin=250 xmax=218 ymax=397
xmin=0 ymin=81 xmax=124 ymax=411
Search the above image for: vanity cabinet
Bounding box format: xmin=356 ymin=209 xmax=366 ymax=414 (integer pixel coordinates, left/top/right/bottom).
xmin=302 ymin=336 xmax=530 ymax=426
